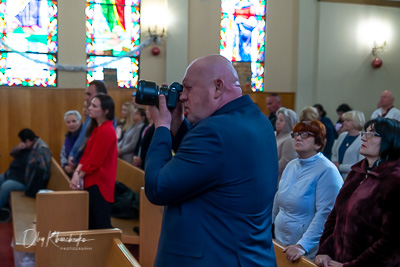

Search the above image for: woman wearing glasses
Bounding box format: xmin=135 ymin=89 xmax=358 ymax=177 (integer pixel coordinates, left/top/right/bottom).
xmin=316 ymin=118 xmax=400 ymax=267
xmin=331 ymin=110 xmax=365 ymax=179
xmin=273 ymin=120 xmax=343 ymax=262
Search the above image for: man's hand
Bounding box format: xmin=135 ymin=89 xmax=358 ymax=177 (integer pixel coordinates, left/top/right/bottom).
xmin=17 ymin=142 xmax=26 ymax=150
xmin=149 ymin=95 xmax=171 ymax=129
xmin=283 ymin=244 xmax=306 ymax=262
xmin=328 ymin=261 xmax=343 ymax=267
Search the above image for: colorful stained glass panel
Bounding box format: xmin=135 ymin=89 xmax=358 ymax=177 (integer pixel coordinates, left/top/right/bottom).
xmin=0 ymin=0 xmax=58 ymax=54
xmin=87 ymin=55 xmax=139 ymax=88
xmin=86 ymin=0 xmax=140 ymax=56
xmin=220 ymin=0 xmax=265 ymax=92
xmin=0 ymin=52 xmax=56 ymax=86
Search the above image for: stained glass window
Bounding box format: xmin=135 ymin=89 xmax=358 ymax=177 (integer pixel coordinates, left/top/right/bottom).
xmin=86 ymin=0 xmax=140 ymax=88
xmin=0 ymin=0 xmax=58 ymax=87
xmin=220 ymin=0 xmax=266 ymax=92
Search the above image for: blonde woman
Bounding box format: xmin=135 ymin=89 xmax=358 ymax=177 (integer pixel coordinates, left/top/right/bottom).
xmin=331 ymin=110 xmax=365 ymax=179
xmin=300 ymin=106 xmax=319 ymax=122
xmin=116 ymin=102 xmax=135 ymax=141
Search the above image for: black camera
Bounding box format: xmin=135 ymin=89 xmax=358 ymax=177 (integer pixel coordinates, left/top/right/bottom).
xmin=135 ymin=80 xmax=183 ymax=108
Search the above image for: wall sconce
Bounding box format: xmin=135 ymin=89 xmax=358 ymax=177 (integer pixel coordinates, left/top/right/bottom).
xmin=148 ymin=25 xmax=165 ymax=56
xmin=371 ymin=41 xmax=386 ymax=69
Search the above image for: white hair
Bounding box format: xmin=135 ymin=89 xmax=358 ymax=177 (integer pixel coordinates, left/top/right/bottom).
xmin=64 ymin=110 xmax=82 ymax=122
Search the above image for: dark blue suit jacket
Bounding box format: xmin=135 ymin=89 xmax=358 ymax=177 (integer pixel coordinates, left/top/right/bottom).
xmin=145 ymin=95 xmax=278 ymax=267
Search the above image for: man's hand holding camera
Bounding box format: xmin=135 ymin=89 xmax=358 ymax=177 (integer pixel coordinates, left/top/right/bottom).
xmin=149 ymin=95 xmax=184 ymax=135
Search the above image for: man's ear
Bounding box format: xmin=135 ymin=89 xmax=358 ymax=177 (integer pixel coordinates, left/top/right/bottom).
xmin=214 ymin=79 xmax=224 ymax=99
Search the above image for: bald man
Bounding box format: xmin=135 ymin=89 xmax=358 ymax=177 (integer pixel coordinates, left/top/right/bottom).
xmin=145 ymin=55 xmax=278 ymax=266
xmin=371 ymin=90 xmax=400 ymax=121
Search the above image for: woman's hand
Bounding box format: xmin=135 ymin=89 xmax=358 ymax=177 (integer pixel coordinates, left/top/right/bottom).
xmin=328 ymin=260 xmax=343 ymax=267
xmin=70 ymin=171 xmax=83 ymax=190
xmin=133 ymin=156 xmax=142 ymax=168
xmin=64 ymin=165 xmax=74 ymax=175
xmin=283 ymin=244 xmax=306 ymax=262
xmin=315 ymin=254 xmax=332 ymax=267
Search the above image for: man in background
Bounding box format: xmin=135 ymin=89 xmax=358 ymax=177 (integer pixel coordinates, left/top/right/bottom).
xmin=371 ymin=90 xmax=400 ymax=121
xmin=266 ymin=93 xmax=281 ymax=130
xmin=145 ymin=55 xmax=278 ymax=266
xmin=0 ymin=129 xmax=51 ymax=222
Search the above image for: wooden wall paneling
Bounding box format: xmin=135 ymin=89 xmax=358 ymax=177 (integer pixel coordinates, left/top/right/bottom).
xmin=0 ymin=87 xmax=134 ymax=173
xmin=1 ymin=88 xmax=291 ymax=173
xmin=247 ymin=92 xmax=296 ymax=117
xmin=0 ymin=88 xmax=10 ymax=172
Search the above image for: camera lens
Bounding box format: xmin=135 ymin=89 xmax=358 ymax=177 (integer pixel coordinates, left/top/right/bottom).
xmin=135 ymin=80 xmax=159 ymax=105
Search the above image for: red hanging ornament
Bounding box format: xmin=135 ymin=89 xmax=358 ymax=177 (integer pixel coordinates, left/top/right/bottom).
xmin=371 ymin=57 xmax=383 ymax=69
xmin=151 ymin=46 xmax=160 ymax=56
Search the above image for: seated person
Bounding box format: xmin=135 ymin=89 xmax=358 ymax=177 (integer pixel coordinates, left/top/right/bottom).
xmin=0 ymin=129 xmax=52 ymax=222
xmin=60 ymin=110 xmax=83 ymax=177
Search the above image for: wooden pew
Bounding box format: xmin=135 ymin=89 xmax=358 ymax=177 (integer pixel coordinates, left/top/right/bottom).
xmin=111 ymin=158 xmax=145 ymax=244
xmin=111 ymin=159 xmax=163 ymax=266
xmin=273 ymin=240 xmax=318 ymax=267
xmin=36 ymin=229 xmax=140 ymax=267
xmin=106 ymin=238 xmax=141 ymax=267
xmin=138 ymin=187 xmax=162 ymax=267
xmin=47 ymin=157 xmax=71 ymax=191
xmin=11 ymin=157 xmax=85 ymax=253
xmin=11 ymin=190 xmax=89 ymax=254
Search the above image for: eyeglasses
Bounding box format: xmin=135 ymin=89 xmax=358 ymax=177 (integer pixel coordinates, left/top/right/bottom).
xmin=361 ymin=131 xmax=381 ymax=139
xmin=291 ymin=132 xmax=315 ymax=139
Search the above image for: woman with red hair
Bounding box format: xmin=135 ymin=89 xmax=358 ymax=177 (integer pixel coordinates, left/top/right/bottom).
xmin=273 ymin=120 xmax=343 ymax=262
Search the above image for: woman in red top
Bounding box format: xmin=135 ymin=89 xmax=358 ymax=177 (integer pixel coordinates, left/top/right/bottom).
xmin=70 ymin=94 xmax=117 ymax=229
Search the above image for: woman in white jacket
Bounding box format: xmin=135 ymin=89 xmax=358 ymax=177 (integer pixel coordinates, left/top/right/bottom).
xmin=331 ymin=110 xmax=365 ymax=179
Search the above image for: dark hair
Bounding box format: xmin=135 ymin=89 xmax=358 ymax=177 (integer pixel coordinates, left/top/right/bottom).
xmin=313 ymin=104 xmax=326 ymax=117
xmin=364 ymin=118 xmax=400 ymax=161
xmin=336 ymin=103 xmax=352 ymax=113
xmin=89 ymin=80 xmax=107 ymax=95
xmin=18 ymin=128 xmax=38 ymax=142
xmin=136 ymin=108 xmax=148 ymax=125
xmin=293 ymin=120 xmax=327 ymax=152
xmin=85 ymin=94 xmax=115 ymax=139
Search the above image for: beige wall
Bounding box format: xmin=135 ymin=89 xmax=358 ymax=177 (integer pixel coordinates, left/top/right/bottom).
xmin=296 ymin=1 xmax=400 ymax=120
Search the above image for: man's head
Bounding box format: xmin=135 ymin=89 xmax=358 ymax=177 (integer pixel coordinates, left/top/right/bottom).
xmin=378 ymin=90 xmax=394 ymax=109
xmin=86 ymin=80 xmax=108 ymax=103
xmin=266 ymin=94 xmax=281 ymax=114
xmin=179 ymin=55 xmax=242 ymax=124
xmin=18 ymin=128 xmax=38 ymax=149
